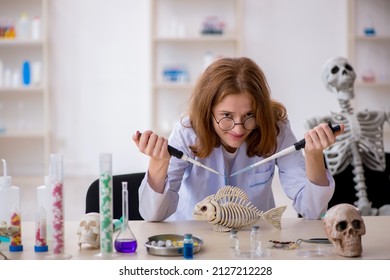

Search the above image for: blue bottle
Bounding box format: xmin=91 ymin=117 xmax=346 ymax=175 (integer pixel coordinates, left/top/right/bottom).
xmin=22 ymin=60 xmax=30 ymax=86
xmin=183 ymin=233 xmax=194 ymax=259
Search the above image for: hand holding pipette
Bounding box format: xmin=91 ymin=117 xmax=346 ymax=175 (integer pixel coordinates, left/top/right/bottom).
xmin=230 ymin=122 xmax=341 ymax=177
xmin=133 ymin=131 xmax=223 ymax=176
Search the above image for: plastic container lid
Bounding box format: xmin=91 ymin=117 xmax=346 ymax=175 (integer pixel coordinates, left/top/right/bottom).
xmin=9 ymin=244 xmax=23 ymax=252
xmin=34 ymin=245 xmax=48 ymax=252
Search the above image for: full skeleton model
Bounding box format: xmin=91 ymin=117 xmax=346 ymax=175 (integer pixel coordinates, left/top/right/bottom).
xmin=306 ymin=57 xmax=390 ymax=216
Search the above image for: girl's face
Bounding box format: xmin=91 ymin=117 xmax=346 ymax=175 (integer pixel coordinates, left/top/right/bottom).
xmin=212 ymin=93 xmax=255 ymax=153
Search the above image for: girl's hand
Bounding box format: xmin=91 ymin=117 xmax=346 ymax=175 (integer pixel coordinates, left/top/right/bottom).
xmin=132 ymin=130 xmax=170 ymax=161
xmin=304 ymin=123 xmax=345 ymax=154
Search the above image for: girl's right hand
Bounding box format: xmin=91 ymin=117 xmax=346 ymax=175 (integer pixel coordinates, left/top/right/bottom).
xmin=132 ymin=130 xmax=171 ymax=161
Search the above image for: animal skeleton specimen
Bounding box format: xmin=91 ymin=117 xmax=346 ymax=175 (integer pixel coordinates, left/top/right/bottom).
xmin=193 ymin=185 xmax=286 ymax=232
xmin=306 ymin=56 xmax=390 ymax=216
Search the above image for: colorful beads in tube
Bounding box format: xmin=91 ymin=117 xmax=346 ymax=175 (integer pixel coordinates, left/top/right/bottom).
xmin=99 ymin=153 xmax=113 ymax=255
xmin=9 ymin=207 xmax=23 ymax=252
xmin=46 ymin=153 xmax=71 ymax=259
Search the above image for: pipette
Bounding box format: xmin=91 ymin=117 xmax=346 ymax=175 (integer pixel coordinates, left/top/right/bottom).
xmin=230 ymin=122 xmax=340 ymax=177
xmin=137 ymin=132 xmax=224 ymax=176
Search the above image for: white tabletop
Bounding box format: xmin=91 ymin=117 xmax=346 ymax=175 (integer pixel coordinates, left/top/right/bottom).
xmin=1 ymin=216 xmax=389 ymax=260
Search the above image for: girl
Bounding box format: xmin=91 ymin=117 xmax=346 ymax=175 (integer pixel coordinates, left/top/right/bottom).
xmin=133 ymin=57 xmax=344 ymax=221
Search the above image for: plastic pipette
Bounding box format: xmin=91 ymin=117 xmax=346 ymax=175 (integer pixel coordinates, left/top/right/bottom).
xmin=230 ymin=122 xmax=341 ymax=177
xmin=137 ymin=132 xmax=224 ymax=176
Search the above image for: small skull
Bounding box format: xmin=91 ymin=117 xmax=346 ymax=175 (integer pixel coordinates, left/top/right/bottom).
xmin=323 ymin=204 xmax=366 ymax=257
xmin=77 ymin=212 xmax=100 ymax=249
xmin=322 ymin=56 xmax=356 ymax=100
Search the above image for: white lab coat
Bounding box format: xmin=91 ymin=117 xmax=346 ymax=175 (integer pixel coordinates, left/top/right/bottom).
xmin=138 ymin=117 xmax=335 ymax=221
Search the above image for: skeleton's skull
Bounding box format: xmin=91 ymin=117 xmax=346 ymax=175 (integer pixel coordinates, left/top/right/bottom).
xmin=322 ymin=56 xmax=356 ymax=100
xmin=323 ymin=204 xmax=366 ymax=257
xmin=77 ymin=212 xmax=100 ymax=249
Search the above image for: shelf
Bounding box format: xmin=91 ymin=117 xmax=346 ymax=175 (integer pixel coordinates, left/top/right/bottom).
xmin=0 ymin=87 xmax=44 ymax=93
xmin=0 ymin=39 xmax=44 ymax=46
xmin=355 ymin=36 xmax=390 ymax=42
xmin=153 ymin=82 xmax=194 ymax=90
xmin=153 ymin=35 xmax=240 ymax=43
xmin=0 ymin=0 xmax=49 ymax=176
xmin=0 ymin=131 xmax=45 ymax=138
xmin=355 ymin=81 xmax=390 ymax=88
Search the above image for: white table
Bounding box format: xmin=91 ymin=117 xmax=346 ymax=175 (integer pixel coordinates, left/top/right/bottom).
xmin=2 ymin=216 xmax=389 ymax=260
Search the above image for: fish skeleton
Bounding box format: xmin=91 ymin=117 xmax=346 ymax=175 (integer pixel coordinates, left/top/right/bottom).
xmin=193 ymin=185 xmax=287 ymax=232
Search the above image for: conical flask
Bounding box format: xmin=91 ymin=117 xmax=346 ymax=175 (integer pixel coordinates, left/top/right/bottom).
xmin=114 ymin=182 xmax=137 ymax=253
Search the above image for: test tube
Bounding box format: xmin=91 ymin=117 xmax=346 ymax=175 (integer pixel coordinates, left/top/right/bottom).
xmin=9 ymin=206 xmax=23 ymax=252
xmin=34 ymin=206 xmax=48 ymax=252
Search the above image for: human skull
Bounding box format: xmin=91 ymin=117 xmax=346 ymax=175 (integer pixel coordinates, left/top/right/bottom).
xmin=321 ymin=56 xmax=356 ymax=100
xmin=323 ymin=204 xmax=366 ymax=257
xmin=77 ymin=212 xmax=100 ymax=249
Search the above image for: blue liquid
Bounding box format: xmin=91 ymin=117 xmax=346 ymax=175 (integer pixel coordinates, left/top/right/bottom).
xmin=114 ymin=239 xmax=137 ymax=253
xmin=183 ymin=242 xmax=193 ymax=259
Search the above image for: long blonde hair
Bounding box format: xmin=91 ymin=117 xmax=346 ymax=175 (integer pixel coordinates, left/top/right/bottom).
xmin=187 ymin=57 xmax=287 ymax=158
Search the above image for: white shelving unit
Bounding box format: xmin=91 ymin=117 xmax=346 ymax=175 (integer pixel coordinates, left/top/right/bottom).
xmin=347 ymin=0 xmax=390 ymax=149
xmin=0 ymin=0 xmax=49 ymax=175
xmin=150 ymin=0 xmax=243 ymax=136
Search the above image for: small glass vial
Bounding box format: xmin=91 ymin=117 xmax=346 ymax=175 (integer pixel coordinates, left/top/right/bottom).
xmin=114 ymin=182 xmax=137 ymax=253
xmin=250 ymin=225 xmax=262 ymax=257
xmin=183 ymin=233 xmax=194 ymax=259
xmin=229 ymin=229 xmax=239 ymax=254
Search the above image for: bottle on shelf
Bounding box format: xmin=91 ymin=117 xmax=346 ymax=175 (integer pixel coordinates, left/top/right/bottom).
xmin=0 ymin=59 xmax=3 ymax=87
xmin=183 ymin=233 xmax=194 ymax=259
xmin=31 ymin=16 xmax=41 ymax=41
xmin=31 ymin=61 xmax=42 ymax=87
xmin=17 ymin=13 xmax=31 ymax=40
xmin=0 ymin=102 xmax=6 ymax=134
xmin=22 ymin=60 xmax=31 ymax=86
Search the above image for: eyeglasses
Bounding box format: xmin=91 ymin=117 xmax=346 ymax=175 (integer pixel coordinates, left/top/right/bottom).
xmin=213 ymin=115 xmax=257 ymax=131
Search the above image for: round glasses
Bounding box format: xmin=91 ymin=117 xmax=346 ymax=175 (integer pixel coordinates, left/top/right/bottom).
xmin=213 ymin=115 xmax=257 ymax=131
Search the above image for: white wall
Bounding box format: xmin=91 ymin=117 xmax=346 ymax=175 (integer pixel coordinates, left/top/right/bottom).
xmin=49 ymin=0 xmax=348 ymax=177
xmin=49 ymin=0 xmax=151 ymax=176
xmin=244 ymin=0 xmax=348 ymax=137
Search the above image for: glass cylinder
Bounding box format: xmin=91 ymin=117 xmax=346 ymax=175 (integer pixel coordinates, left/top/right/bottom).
xmin=99 ymin=153 xmax=113 ymax=255
xmin=46 ymin=153 xmax=71 ymax=259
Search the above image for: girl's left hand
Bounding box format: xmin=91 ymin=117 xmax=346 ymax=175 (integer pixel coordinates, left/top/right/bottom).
xmin=304 ymin=123 xmax=344 ymax=154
